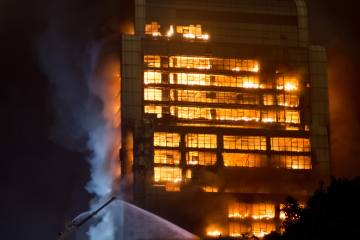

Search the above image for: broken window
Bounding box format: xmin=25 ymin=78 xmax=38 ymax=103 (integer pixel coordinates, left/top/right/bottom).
xmin=154 ymin=149 xmax=180 ymax=165
xmin=144 ymin=105 xmax=162 ymax=118
xmin=145 ymin=22 xmax=161 ymax=36
xmin=176 ymin=24 xmax=209 ymax=40
xmin=144 ymin=55 xmax=161 ymax=68
xmin=186 ymin=151 xmax=216 ymax=165
xmin=276 ymin=75 xmax=299 ymax=91
xmin=252 ymin=222 xmax=275 ymax=238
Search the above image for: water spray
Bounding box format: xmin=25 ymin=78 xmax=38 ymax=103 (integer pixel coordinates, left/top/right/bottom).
xmin=57 ymin=196 xmax=117 ymax=240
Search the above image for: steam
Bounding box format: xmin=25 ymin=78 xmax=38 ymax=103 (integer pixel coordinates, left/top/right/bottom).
xmin=36 ymin=10 xmax=121 ymax=240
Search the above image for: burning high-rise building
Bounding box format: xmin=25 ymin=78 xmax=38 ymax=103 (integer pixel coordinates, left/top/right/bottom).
xmin=120 ymin=0 xmax=330 ymax=238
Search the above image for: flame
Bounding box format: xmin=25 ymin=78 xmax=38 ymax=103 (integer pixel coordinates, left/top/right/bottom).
xmin=152 ymin=32 xmax=161 ymax=37
xmin=167 ymin=25 xmax=174 ymax=37
xmin=228 ymin=213 xmax=249 ymax=219
xmin=284 ymin=82 xmax=298 ymax=91
xmin=207 ymin=230 xmax=222 ymax=237
xmin=262 ymin=118 xmax=276 ymax=123
xmin=98 ymin=57 xmax=122 ymax=182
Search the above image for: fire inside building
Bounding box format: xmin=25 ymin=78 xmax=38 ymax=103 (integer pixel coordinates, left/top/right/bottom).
xmin=120 ymin=0 xmax=330 ymax=238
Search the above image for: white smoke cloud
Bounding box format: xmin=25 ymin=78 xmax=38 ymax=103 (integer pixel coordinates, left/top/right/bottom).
xmin=36 ymin=19 xmax=121 ymax=240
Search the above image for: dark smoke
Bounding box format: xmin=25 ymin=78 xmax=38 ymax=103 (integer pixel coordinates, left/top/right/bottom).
xmin=308 ymin=0 xmax=360 ymax=178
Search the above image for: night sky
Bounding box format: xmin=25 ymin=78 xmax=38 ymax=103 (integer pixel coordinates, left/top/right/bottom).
xmin=1 ymin=1 xmax=360 ymax=239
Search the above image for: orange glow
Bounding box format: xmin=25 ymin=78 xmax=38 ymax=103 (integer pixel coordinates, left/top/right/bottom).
xmin=186 ymin=133 xmax=217 ymax=149
xmin=154 ymin=149 xmax=180 ymax=165
xmin=95 ymin=56 xmax=121 ymax=181
xmin=153 ymin=132 xmax=180 ymax=147
xmin=176 ymin=24 xmax=210 ymax=40
xmin=206 ymin=227 xmax=222 ymax=237
xmin=223 ymin=136 xmax=266 ymax=151
xmin=144 ymin=71 xmax=162 ymax=84
xmin=202 ymin=186 xmax=218 ymax=192
xmin=186 ymin=151 xmax=216 ymax=165
xmin=223 ymin=153 xmax=267 ymax=167
xmin=252 ymin=222 xmax=275 ymax=238
xmin=154 ymin=167 xmax=182 ymax=183
xmin=167 ymin=25 xmax=174 ymax=37
xmin=169 ymin=73 xmax=260 ymax=88
xmin=277 ymin=76 xmax=299 ymax=91
xmin=272 ymin=155 xmax=312 ymax=170
xmin=144 ymin=105 xmax=162 ymax=118
xmin=228 ymin=202 xmax=275 ymax=220
xmin=229 ymin=222 xmax=251 ymax=237
xmin=145 ymin=22 xmax=161 ymax=36
xmin=271 ymin=137 xmax=311 ymax=152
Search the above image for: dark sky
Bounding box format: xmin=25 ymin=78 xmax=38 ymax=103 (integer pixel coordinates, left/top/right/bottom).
xmin=1 ymin=0 xmax=360 ymax=239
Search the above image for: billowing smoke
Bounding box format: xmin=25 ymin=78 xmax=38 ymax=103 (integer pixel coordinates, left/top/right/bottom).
xmin=35 ymin=1 xmax=124 ymax=239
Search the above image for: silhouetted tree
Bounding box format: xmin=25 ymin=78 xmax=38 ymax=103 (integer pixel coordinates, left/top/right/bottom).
xmin=264 ymin=177 xmax=360 ymax=240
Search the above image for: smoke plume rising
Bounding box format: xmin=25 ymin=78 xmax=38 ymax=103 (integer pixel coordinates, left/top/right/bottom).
xmin=35 ymin=0 xmax=126 ymax=239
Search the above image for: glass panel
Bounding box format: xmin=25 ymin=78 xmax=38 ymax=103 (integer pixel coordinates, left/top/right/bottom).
xmin=171 ymin=90 xmax=259 ymax=105
xmin=261 ymin=110 xmax=277 ymax=123
xmin=263 ymin=94 xmax=275 ymax=106
xmin=272 ymin=155 xmax=312 ymax=169
xmin=276 ymin=75 xmax=299 ymax=91
xmin=270 ymin=138 xmax=310 ymax=152
xmin=144 ymin=105 xmax=162 ymax=118
xmin=202 ymin=186 xmax=218 ymax=192
xmin=252 ymin=222 xmax=275 ymax=238
xmin=154 ymin=149 xmax=180 ymax=165
xmin=169 ymin=56 xmax=259 ymax=72
xmin=170 ymin=73 xmax=260 ymax=88
xmin=186 ymin=133 xmax=217 ymax=148
xmin=223 ymin=153 xmax=267 ymax=167
xmin=277 ymin=94 xmax=299 ymax=107
xmin=154 ymin=132 xmax=180 ymax=147
xmin=144 ymin=55 xmax=161 ymax=68
xmin=144 ymin=88 xmax=162 ymax=101
xmin=252 ymin=203 xmax=275 ymax=220
xmin=278 ymin=110 xmax=300 ymax=124
xmin=228 ymin=202 xmax=275 ymax=220
xmin=144 ymin=71 xmax=162 ymax=84
xmin=229 ymin=223 xmax=251 ymax=238
xmin=223 ymin=136 xmax=266 ymax=150
xmin=216 ymin=109 xmax=260 ymax=122
xmin=186 ymin=151 xmax=216 ymax=165
xmin=154 ymin=166 xmax=182 ymax=183
xmin=145 ymin=22 xmax=161 ymax=36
